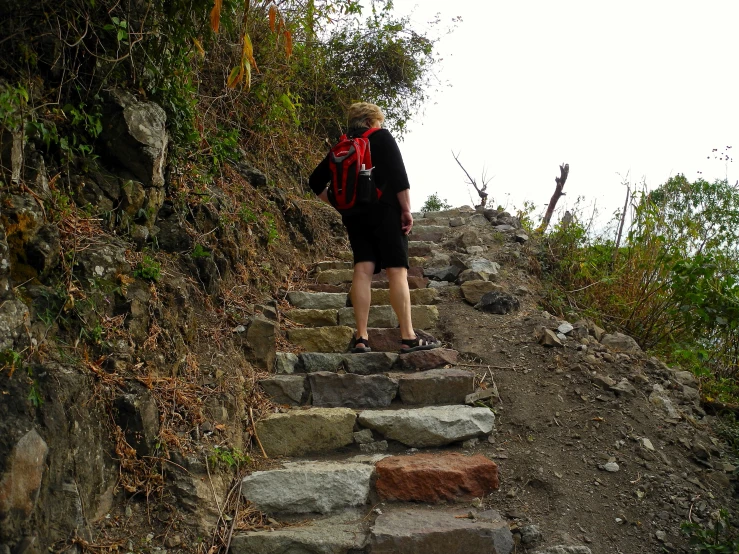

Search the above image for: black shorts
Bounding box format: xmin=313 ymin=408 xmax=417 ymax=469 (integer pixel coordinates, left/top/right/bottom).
xmin=343 ymin=203 xmax=409 ymax=274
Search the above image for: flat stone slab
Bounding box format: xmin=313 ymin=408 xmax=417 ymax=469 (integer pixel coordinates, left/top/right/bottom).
xmin=411 ymin=231 xmax=444 ymax=242
xmin=413 ymin=225 xmax=449 ymax=235
xmin=410 ymin=305 xmax=439 ymax=329
xmin=314 ymin=260 xmax=354 ymax=272
xmin=259 ymin=375 xmax=307 ymax=405
xmin=242 ymin=462 xmax=373 ymax=514
xmin=408 ymin=241 xmax=433 ymax=256
xmin=339 ymin=305 xmax=398 ymax=328
xmin=371 ymin=288 xmax=440 ymax=306
xmin=370 ymin=507 xmax=513 ymax=554
xmin=398 ymin=348 xmax=458 ymax=371
xmin=408 ymin=256 xmax=426 ymax=268
xmin=316 ymin=269 xmax=355 ymax=285
xmin=286 ymin=308 xmax=338 ymax=327
xmin=357 ymin=406 xmax=495 ymax=447
xmin=288 ymin=291 xmax=348 ymax=310
xmin=288 ymin=326 xmax=354 ymax=353
xmin=397 ymin=368 xmax=473 ymax=405
xmin=309 ymin=372 xmax=398 ymax=408
xmin=257 ymin=408 xmax=356 ymax=457
xmin=300 ymin=352 xmax=345 ymax=373
xmin=461 ymin=281 xmax=504 ymax=305
xmin=343 ymin=352 xmax=399 ymax=375
xmin=230 ymin=512 xmax=368 ymax=554
xmin=375 ymin=453 xmax=499 ymax=502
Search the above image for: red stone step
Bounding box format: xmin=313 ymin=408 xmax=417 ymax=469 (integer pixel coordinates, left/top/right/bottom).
xmin=375 ymin=453 xmax=499 ymax=503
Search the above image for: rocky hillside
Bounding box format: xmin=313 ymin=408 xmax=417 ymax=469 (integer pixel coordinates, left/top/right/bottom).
xmin=0 ymin=89 xmax=346 ymax=552
xmin=4 ymin=134 xmax=737 ymax=554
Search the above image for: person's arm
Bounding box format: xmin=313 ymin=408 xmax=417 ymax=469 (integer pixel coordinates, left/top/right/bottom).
xmin=308 ymin=155 xmax=331 ymax=203
xmin=397 ymin=189 xmax=413 ymax=235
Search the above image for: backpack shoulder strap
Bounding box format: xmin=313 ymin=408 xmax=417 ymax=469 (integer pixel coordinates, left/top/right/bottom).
xmin=362 ymin=127 xmax=381 ymax=138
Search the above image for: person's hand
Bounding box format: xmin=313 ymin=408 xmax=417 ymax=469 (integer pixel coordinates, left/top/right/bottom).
xmin=401 ymin=210 xmax=413 ymax=235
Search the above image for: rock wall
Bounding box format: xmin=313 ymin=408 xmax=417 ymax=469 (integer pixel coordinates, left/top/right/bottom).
xmin=0 ymin=89 xmax=341 ymax=552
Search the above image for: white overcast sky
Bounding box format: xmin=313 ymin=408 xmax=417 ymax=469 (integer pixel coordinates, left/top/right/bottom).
xmin=390 ymin=0 xmax=738 ymax=224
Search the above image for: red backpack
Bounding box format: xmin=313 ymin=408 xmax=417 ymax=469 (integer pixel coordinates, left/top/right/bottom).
xmin=327 ymin=127 xmax=383 ymax=212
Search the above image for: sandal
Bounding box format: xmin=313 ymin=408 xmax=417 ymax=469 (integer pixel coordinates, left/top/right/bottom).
xmin=399 ymin=335 xmax=441 ymax=353
xmin=349 ymin=335 xmax=372 ymax=354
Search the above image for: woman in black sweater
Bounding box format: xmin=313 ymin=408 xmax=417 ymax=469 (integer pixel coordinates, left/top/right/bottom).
xmin=308 ymin=102 xmax=440 ymax=353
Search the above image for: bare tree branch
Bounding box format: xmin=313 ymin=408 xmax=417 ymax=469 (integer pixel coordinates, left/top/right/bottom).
xmin=451 ymin=151 xmax=489 ymax=208
xmin=537 ymin=163 xmax=570 ymax=233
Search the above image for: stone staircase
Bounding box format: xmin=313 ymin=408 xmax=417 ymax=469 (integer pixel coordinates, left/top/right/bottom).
xmin=230 ymin=208 xmax=515 ymax=554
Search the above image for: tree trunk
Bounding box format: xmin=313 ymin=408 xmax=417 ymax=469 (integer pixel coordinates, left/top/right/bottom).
xmin=537 ymin=163 xmax=569 ymax=233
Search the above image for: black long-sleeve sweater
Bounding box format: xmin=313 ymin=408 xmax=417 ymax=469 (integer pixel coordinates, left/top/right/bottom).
xmin=308 ymin=128 xmax=410 ymax=211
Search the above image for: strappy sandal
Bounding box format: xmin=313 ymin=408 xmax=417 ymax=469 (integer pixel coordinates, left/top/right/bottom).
xmin=349 ymin=335 xmax=372 ymax=353
xmin=399 ymin=335 xmax=441 ymax=353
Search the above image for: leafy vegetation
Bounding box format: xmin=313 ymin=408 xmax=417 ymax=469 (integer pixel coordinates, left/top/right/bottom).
xmin=541 ymin=175 xmax=739 ymax=401
xmin=0 ymin=0 xmax=442 ymax=183
xmin=421 ymin=193 xmax=452 ymax=213
xmin=134 ymin=255 xmax=162 ymax=281
xmin=682 ymin=509 xmax=739 ymax=553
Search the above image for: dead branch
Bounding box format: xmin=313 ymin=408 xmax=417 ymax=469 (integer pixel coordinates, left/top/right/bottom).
xmin=537 ymin=163 xmax=570 ymax=233
xmin=452 ymin=151 xmax=490 ymax=208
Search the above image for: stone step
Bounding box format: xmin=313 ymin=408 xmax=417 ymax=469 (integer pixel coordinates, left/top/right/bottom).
xmin=370 ymin=288 xmax=440 ymax=306
xmin=256 ymin=407 xmax=356 ymax=457
xmin=241 ymin=461 xmax=374 ymax=515
xmin=421 ymin=207 xmax=476 ymax=218
xmin=287 ymin=288 xmax=439 ymax=309
xmin=357 ymin=405 xmax=495 ymax=448
xmin=375 ymin=453 xmax=499 ymax=503
xmin=339 ymin=305 xmax=439 ymax=329
xmin=288 ymin=327 xmax=447 ymax=354
xmin=287 ymin=291 xmax=348 ymax=310
xmin=257 ymin=404 xmax=493 ymax=456
xmin=309 ymin=372 xmax=398 ymax=408
xmin=260 ymin=366 xmax=474 ymax=409
xmin=316 ymin=268 xmax=354 ymax=285
xmin=287 ymin=326 xmax=354 ymax=353
xmin=412 ymin=224 xmax=449 ymax=235
xmin=370 ymin=507 xmax=513 ymax=554
xmin=285 ymin=308 xmax=338 ymax=327
xmin=395 ymin=368 xmax=474 ymax=405
xmin=314 ymin=260 xmax=354 ymax=272
xmin=275 ymin=349 xmax=459 ymax=375
xmin=230 ymin=511 xmax=368 ymax=554
xmin=408 ymin=241 xmax=435 ymax=257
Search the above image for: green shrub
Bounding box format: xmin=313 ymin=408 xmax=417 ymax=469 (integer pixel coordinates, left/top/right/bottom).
xmin=134 ymin=255 xmax=161 ymax=281
xmin=421 ymin=193 xmax=451 ymax=213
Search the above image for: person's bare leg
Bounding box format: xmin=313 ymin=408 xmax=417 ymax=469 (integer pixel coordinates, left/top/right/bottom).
xmin=352 ymin=261 xmax=376 ymax=343
xmin=386 ymin=267 xmax=414 ymax=340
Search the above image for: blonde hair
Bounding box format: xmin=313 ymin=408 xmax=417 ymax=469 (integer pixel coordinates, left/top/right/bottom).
xmin=347 ymin=102 xmax=385 ymax=130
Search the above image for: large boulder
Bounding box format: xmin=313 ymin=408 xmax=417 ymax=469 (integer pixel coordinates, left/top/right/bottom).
xmin=601 ymin=332 xmax=642 ymax=353
xmin=0 ymin=429 xmax=48 ymax=540
xmin=475 ymin=292 xmax=520 ymax=314
xmin=101 ymin=89 xmax=168 ymax=188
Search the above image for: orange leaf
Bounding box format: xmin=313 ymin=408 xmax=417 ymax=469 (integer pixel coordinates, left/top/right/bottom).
xmin=269 ymin=4 xmax=277 ymax=32
xmin=284 ymin=29 xmax=293 ymax=58
xmin=210 ymin=0 xmax=222 ymax=33
xmin=227 ymin=66 xmax=242 ymax=88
